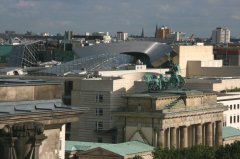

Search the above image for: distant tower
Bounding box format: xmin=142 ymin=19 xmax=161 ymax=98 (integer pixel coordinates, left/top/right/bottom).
xmin=141 ymin=28 xmax=144 ymax=38
xmin=155 ymin=24 xmax=158 ymax=38
xmin=212 ymin=27 xmax=230 ymax=44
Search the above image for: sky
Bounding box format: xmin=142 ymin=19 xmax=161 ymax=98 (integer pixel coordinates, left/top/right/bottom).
xmin=0 ymin=0 xmax=240 ymax=38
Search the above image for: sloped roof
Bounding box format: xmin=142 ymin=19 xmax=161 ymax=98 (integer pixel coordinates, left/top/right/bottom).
xmin=223 ymin=126 xmax=240 ymax=139
xmin=66 ymin=140 xmax=154 ymax=157
xmin=0 ymin=99 xmax=88 ymax=124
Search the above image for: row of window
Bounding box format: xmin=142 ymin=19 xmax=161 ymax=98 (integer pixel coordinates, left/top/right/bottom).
xmin=230 ymin=115 xmax=240 ymax=124
xmin=228 ymin=104 xmax=240 ymax=110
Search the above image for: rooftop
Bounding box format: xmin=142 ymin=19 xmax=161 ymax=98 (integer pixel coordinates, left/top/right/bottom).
xmin=0 ymin=99 xmax=88 ymax=124
xmin=223 ymin=127 xmax=240 ymax=139
xmin=66 ymin=140 xmax=154 ymax=157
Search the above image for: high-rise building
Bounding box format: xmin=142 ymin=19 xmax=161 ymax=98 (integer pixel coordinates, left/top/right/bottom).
xmin=212 ymin=27 xmax=230 ymax=44
xmin=117 ymin=32 xmax=128 ymax=41
xmin=156 ymin=26 xmax=172 ymax=39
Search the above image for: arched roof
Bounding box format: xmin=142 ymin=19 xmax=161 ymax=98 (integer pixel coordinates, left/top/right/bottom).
xmin=37 ymin=41 xmax=172 ymax=76
xmin=73 ymin=41 xmax=172 ymax=67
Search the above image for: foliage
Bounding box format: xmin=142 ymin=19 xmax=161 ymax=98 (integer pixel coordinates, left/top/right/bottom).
xmin=153 ymin=141 xmax=240 ymax=159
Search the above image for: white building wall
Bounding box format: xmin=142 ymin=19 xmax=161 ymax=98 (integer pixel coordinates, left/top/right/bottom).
xmin=218 ymin=93 xmax=240 ymax=130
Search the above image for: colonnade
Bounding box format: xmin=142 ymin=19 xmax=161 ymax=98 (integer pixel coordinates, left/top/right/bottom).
xmin=156 ymin=121 xmax=222 ymax=148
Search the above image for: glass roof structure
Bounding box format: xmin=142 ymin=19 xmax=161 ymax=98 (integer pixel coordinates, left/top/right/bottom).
xmin=36 ymin=41 xmax=173 ymax=76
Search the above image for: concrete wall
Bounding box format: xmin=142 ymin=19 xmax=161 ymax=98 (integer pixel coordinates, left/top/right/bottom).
xmin=0 ymin=84 xmax=63 ymax=102
xmin=187 ymin=61 xmax=240 ymax=78
xmin=172 ymin=45 xmax=214 ymax=77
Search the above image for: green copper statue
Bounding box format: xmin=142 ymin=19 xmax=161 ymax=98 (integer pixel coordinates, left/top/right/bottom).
xmin=144 ymin=60 xmax=185 ymax=92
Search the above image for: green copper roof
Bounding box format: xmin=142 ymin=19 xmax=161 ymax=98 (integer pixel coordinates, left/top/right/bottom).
xmin=65 ymin=141 xmax=154 ymax=156
xmin=0 ymin=45 xmax=13 ymax=56
xmin=223 ymin=126 xmax=240 ymax=139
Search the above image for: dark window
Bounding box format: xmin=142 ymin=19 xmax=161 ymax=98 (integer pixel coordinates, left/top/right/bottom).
xmin=96 ymin=108 xmax=103 ymax=116
xmin=230 ymin=116 xmax=232 ymax=123
xmin=99 ymin=94 xmax=103 ymax=103
xmin=238 ymin=115 xmax=239 ymax=123
xmin=234 ymin=116 xmax=236 ymax=123
xmin=230 ymin=105 xmax=232 ymax=110
xmin=96 ymin=93 xmax=104 ymax=103
xmin=234 ymin=104 xmax=236 ymax=109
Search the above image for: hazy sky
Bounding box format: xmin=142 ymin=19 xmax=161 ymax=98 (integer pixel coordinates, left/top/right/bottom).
xmin=1 ymin=0 xmax=239 ymax=38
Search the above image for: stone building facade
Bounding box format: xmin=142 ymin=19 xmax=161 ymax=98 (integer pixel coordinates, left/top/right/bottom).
xmin=0 ymin=79 xmax=87 ymax=159
xmin=114 ymin=90 xmax=227 ymax=148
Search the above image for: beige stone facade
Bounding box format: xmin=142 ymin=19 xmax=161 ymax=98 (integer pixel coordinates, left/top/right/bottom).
xmin=172 ymin=45 xmax=240 ymax=78
xmin=70 ymin=72 xmax=150 ymax=143
xmin=0 ymin=79 xmax=85 ymax=159
xmin=114 ymin=90 xmax=227 ymax=148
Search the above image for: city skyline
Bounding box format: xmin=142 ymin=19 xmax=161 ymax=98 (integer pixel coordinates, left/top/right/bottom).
xmin=0 ymin=0 xmax=240 ymax=38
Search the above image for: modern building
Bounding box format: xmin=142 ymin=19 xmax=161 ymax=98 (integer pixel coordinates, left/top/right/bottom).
xmin=212 ymin=27 xmax=230 ymax=44
xmin=113 ymin=90 xmax=226 ymax=148
xmin=0 ymin=45 xmax=13 ymax=67
xmin=156 ymin=26 xmax=172 ymax=39
xmin=117 ymin=32 xmax=128 ymax=41
xmin=217 ymin=93 xmax=240 ymax=129
xmin=214 ymin=46 xmax=240 ymax=66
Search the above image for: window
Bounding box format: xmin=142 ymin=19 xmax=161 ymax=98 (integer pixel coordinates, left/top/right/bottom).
xmin=99 ymin=94 xmax=103 ymax=102
xmin=230 ymin=116 xmax=232 ymax=123
xmin=96 ymin=108 xmax=103 ymax=116
xmin=238 ymin=115 xmax=239 ymax=123
xmin=234 ymin=104 xmax=236 ymax=109
xmin=230 ymin=105 xmax=232 ymax=110
xmin=96 ymin=93 xmax=103 ymax=103
xmin=234 ymin=116 xmax=236 ymax=123
xmin=238 ymin=104 xmax=239 ymax=109
xmin=96 ymin=121 xmax=103 ymax=131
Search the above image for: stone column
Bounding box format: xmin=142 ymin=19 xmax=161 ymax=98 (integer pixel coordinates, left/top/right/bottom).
xmin=215 ymin=121 xmax=223 ymax=146
xmin=205 ymin=122 xmax=213 ymax=146
xmin=170 ymin=127 xmax=177 ymax=148
xmin=180 ymin=126 xmax=188 ymax=148
xmin=195 ymin=124 xmax=202 ymax=145
xmin=158 ymin=129 xmax=165 ymax=148
xmin=188 ymin=125 xmax=193 ymax=147
xmin=164 ymin=128 xmax=170 ymax=148
xmin=192 ymin=125 xmax=196 ymax=146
